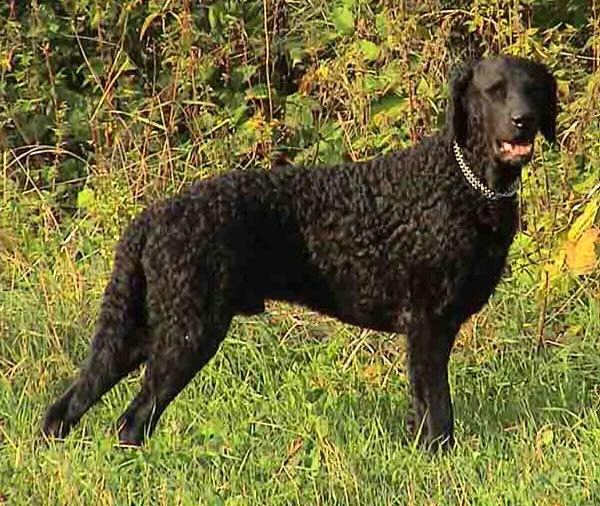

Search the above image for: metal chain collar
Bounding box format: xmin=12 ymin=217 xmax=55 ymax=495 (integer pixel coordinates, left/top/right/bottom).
xmin=452 ymin=140 xmax=519 ymax=200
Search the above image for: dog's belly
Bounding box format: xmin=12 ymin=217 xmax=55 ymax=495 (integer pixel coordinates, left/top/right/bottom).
xmin=329 ymin=303 xmax=412 ymax=333
xmin=265 ymin=267 xmax=412 ymax=333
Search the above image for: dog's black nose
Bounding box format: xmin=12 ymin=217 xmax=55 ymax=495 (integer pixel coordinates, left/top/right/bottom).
xmin=511 ymin=112 xmax=534 ymax=130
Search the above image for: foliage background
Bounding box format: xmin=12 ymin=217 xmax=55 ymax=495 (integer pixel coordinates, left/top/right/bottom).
xmin=1 ymin=0 xmax=599 ymax=504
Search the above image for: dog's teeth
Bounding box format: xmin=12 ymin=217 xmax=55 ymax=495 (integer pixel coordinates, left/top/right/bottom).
xmin=501 ymin=142 xmax=532 ymax=156
xmin=514 ymin=144 xmax=531 ymax=155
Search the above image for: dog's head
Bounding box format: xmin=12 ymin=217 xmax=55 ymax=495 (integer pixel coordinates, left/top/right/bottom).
xmin=448 ymin=56 xmax=557 ymax=169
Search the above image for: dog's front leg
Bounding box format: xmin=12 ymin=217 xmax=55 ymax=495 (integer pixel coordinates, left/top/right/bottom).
xmin=406 ymin=316 xmax=459 ymax=449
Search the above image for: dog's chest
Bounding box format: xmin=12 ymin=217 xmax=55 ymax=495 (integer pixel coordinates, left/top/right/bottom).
xmin=455 ymin=215 xmax=517 ymax=317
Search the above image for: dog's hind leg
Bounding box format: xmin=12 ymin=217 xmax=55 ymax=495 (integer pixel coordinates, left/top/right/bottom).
xmin=42 ymin=323 xmax=148 ymax=440
xmin=42 ymin=316 xmax=146 ymax=438
xmin=116 ymin=313 xmax=232 ymax=447
xmin=42 ymin=239 xmax=148 ymax=440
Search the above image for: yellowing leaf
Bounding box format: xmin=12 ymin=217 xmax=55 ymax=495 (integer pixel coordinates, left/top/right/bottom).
xmin=557 ymin=79 xmax=569 ymax=99
xmin=0 ymin=227 xmax=15 ymax=254
xmin=565 ymin=324 xmax=583 ymax=339
xmin=535 ymin=426 xmax=555 ymax=460
xmin=362 ymin=364 xmax=382 ymax=384
xmin=568 ymin=198 xmax=599 ymax=241
xmin=566 ymin=227 xmax=599 ymax=275
xmin=140 ymin=12 xmax=162 ymax=40
xmin=540 ymin=428 xmax=554 ymax=446
xmin=542 ymin=246 xmax=565 ymax=287
xmin=572 ymin=173 xmax=598 ymax=195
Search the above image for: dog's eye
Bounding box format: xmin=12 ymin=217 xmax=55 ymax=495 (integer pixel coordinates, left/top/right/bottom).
xmin=526 ymin=85 xmax=546 ymax=97
xmin=486 ymin=81 xmax=506 ymax=99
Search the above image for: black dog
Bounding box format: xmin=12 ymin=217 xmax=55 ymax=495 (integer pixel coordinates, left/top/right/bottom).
xmin=43 ymin=56 xmax=557 ymax=448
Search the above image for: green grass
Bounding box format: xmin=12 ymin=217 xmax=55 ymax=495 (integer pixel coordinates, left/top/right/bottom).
xmin=1 ymin=271 xmax=599 ymax=504
xmin=2 ymin=0 xmax=600 ymax=504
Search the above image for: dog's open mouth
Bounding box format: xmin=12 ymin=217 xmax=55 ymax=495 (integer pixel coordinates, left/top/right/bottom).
xmin=497 ymin=140 xmax=533 ymax=162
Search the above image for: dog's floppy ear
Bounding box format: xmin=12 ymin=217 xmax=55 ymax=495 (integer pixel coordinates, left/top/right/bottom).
xmin=446 ymin=62 xmax=474 ymax=146
xmin=539 ymin=65 xmax=558 ymax=144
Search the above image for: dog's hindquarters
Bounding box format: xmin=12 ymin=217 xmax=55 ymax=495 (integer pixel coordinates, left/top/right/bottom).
xmin=42 ymin=217 xmax=150 ymax=440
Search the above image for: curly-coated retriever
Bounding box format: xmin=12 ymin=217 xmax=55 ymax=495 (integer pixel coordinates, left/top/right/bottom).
xmin=43 ymin=56 xmax=557 ymax=448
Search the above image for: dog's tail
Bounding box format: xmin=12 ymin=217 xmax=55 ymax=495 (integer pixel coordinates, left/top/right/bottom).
xmin=41 ymin=217 xmax=149 ymax=440
xmin=93 ymin=214 xmax=148 ymax=345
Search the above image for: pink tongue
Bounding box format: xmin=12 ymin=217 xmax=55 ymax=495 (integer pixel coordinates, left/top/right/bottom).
xmin=502 ymin=142 xmax=531 ymax=156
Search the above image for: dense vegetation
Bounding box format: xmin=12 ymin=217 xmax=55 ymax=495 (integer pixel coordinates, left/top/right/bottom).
xmin=1 ymin=0 xmax=599 ymax=504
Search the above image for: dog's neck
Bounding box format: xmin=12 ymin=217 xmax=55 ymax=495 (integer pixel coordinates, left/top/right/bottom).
xmin=453 ymin=141 xmax=519 ymax=200
xmin=448 ymin=132 xmax=520 ymax=235
xmin=454 ymin=119 xmax=523 ymax=197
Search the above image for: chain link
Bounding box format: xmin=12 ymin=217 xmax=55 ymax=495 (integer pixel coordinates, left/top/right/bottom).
xmin=453 ymin=141 xmax=519 ymax=200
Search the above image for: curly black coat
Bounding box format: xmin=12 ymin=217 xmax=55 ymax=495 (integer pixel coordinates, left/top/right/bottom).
xmin=43 ymin=56 xmax=557 ymax=448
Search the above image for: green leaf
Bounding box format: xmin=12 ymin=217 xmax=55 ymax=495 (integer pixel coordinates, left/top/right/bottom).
xmin=332 ymin=6 xmax=354 ymax=36
xmin=314 ymin=416 xmax=329 ymax=438
xmin=572 ymin=171 xmax=597 ymax=194
xmin=234 ymin=64 xmax=258 ymax=83
xmin=371 ymin=95 xmax=407 ymax=116
xmin=357 ymin=40 xmax=380 ymax=61
xmin=245 ymin=84 xmax=269 ymax=100
xmin=285 ymin=94 xmax=319 ymax=129
xmin=417 ymin=76 xmax=432 ymax=96
xmin=310 ymin=446 xmax=321 ymax=473
xmin=208 ymin=3 xmax=225 ymax=32
xmin=77 ymin=188 xmax=95 ymax=209
xmin=375 ymin=12 xmax=389 ymax=37
xmin=286 ymin=42 xmax=306 ymax=67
